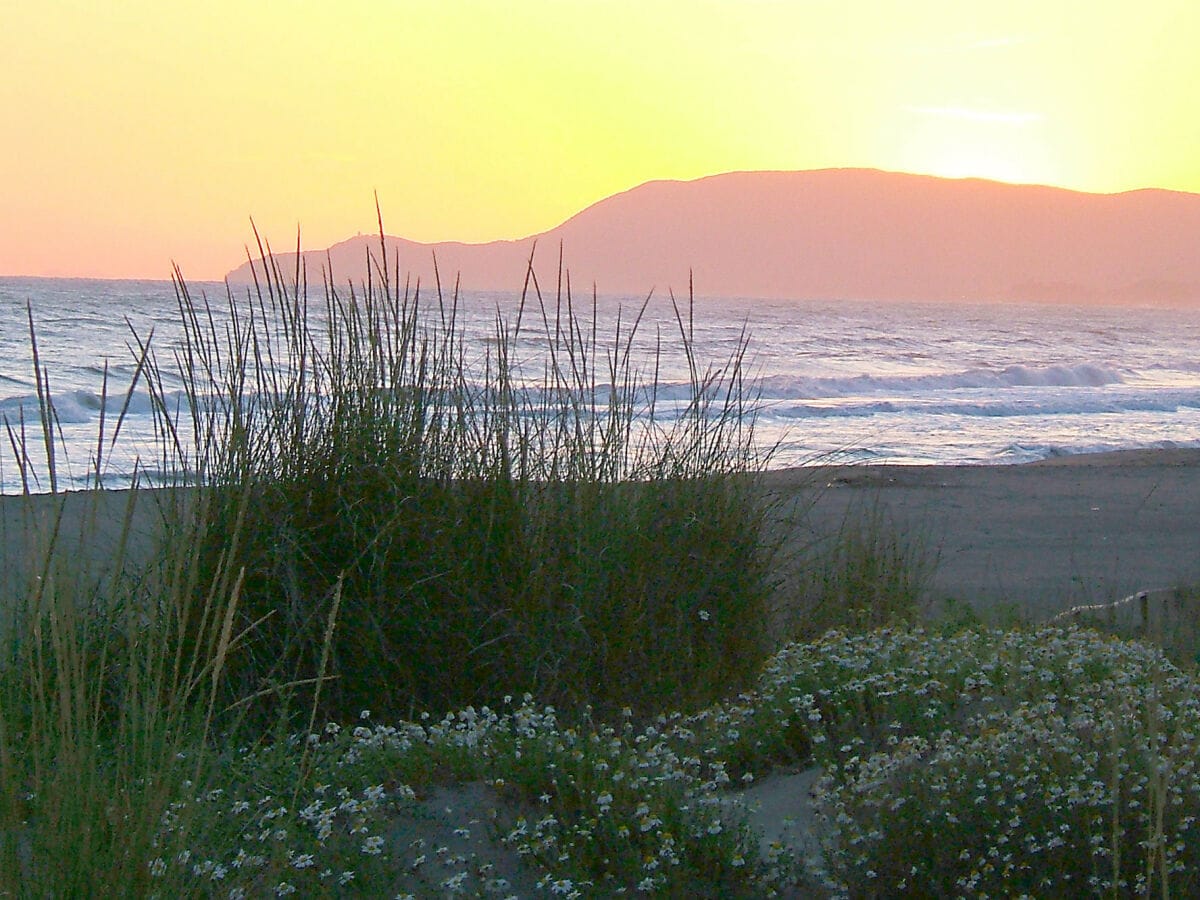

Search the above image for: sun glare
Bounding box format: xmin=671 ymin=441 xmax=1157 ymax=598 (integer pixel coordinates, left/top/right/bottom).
xmin=890 ymin=105 xmax=1061 ymax=187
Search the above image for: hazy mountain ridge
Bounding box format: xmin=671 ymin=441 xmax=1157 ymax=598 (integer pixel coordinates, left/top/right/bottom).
xmin=226 ymin=169 xmax=1200 ymax=304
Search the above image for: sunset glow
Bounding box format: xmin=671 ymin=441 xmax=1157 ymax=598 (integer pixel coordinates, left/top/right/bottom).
xmin=2 ymin=1 xmax=1198 ymax=280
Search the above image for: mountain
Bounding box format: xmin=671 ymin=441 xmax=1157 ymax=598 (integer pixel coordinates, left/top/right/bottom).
xmin=225 ymin=169 xmax=1200 ymax=304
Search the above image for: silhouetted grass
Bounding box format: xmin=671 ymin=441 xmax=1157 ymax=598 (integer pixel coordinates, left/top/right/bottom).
xmin=153 ymin=240 xmax=777 ymax=727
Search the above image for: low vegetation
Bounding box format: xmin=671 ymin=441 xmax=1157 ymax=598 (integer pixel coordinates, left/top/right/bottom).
xmin=783 ymin=497 xmax=937 ymax=640
xmin=2 ymin=241 xmax=1199 ymax=895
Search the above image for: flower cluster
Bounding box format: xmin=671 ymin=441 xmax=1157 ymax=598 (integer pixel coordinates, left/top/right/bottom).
xmin=148 ymin=695 xmax=789 ymax=896
xmin=746 ymin=627 xmax=1200 ymax=896
xmin=485 ymin=704 xmax=785 ymax=896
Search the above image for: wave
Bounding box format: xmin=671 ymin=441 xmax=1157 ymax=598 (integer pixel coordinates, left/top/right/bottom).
xmin=0 ymin=382 xmax=718 ymax=431
xmin=766 ymin=390 xmax=1200 ymax=421
xmin=0 ymin=389 xmax=159 ymax=425
xmin=757 ymin=363 xmax=1125 ymax=400
xmin=1144 ymin=357 xmax=1200 ymax=375
xmin=0 ymin=366 xmax=1185 ymax=434
xmin=989 ymin=439 xmax=1200 ymax=465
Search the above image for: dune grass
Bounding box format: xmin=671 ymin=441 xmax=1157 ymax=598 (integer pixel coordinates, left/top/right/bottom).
xmin=0 ymin=365 xmax=242 ymax=893
xmin=776 ymin=495 xmax=938 ymax=642
xmin=154 ymin=242 xmax=778 ymax=728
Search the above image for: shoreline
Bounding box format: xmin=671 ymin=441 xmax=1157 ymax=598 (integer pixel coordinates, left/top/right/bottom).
xmin=4 ymin=447 xmax=1199 ymax=623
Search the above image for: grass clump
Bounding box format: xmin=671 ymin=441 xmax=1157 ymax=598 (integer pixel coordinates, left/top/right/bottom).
xmin=158 ymin=244 xmax=776 ymax=728
xmin=0 ymin=235 xmax=783 ymax=894
xmin=0 ymin=367 xmax=244 ymax=892
xmin=782 ymin=496 xmax=938 ymax=640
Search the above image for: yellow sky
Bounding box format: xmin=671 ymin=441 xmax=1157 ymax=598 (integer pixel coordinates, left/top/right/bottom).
xmin=3 ymin=1 xmax=1198 ymax=280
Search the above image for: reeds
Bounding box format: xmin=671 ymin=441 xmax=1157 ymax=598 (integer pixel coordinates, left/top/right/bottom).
xmin=155 ymin=239 xmax=776 ymax=726
xmin=0 ymin=339 xmax=244 ymax=891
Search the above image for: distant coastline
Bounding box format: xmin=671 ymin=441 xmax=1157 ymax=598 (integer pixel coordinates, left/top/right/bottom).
xmin=226 ymin=169 xmax=1200 ymax=306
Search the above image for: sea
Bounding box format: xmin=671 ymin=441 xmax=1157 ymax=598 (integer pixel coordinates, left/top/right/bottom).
xmin=3 ymin=275 xmax=1200 ymax=494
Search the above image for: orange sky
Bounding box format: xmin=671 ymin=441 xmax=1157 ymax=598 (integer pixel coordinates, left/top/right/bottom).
xmin=3 ymin=1 xmax=1198 ymax=281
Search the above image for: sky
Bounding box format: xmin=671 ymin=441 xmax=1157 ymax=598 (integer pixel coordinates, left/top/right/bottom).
xmin=3 ymin=1 xmax=1198 ymax=281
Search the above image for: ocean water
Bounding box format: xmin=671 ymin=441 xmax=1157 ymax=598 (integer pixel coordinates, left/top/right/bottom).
xmin=2 ymin=275 xmax=1200 ymax=493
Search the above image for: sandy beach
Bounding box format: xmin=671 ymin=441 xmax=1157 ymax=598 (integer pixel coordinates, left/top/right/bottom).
xmin=766 ymin=447 xmax=1200 ymax=620
xmin=3 ymin=448 xmax=1199 ymax=623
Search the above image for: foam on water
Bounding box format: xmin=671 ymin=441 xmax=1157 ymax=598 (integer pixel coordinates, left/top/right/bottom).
xmin=758 ymin=362 xmax=1126 ymax=399
xmin=2 ymin=276 xmax=1200 ymax=491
